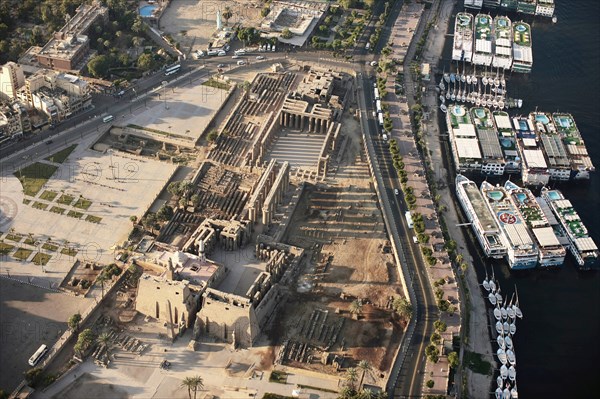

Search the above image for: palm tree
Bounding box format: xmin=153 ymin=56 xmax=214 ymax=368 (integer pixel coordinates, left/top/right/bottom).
xmin=357 ymin=360 xmax=371 ymax=389
xmin=345 ymin=367 xmax=358 ymax=390
xmin=97 ymin=272 xmax=109 ymax=298
xmin=455 ymin=253 xmax=464 ymax=264
xmin=181 ymin=375 xmax=204 ymax=399
xmin=97 ymin=331 xmax=113 ymax=356
xmin=392 ymin=297 xmax=413 ymax=320
xmin=222 ymin=6 xmax=232 ymax=26
xmin=349 ymin=300 xmax=363 ymax=320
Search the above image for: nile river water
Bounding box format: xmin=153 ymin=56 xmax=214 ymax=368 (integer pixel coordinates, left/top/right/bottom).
xmin=442 ymin=1 xmax=599 ymax=397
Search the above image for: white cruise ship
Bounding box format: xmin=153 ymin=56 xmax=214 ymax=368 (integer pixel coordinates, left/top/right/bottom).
xmin=504 ymin=181 xmax=566 ymax=267
xmin=473 ymin=14 xmax=494 ymax=66
xmin=456 ymin=175 xmax=507 ymax=258
xmin=492 ymin=16 xmax=513 ymax=69
xmin=481 ymin=181 xmax=538 ymax=269
xmin=453 ymin=13 xmax=474 ymax=63
xmin=512 ymin=21 xmax=533 ymax=73
xmin=540 ymin=188 xmax=599 ymax=270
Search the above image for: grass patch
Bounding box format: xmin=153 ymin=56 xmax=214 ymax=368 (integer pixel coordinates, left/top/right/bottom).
xmin=202 ymin=78 xmax=231 ymax=91
xmin=40 ymin=190 xmax=58 ymax=201
xmin=42 ymin=243 xmax=59 ymax=252
xmin=67 ymin=210 xmax=83 ymax=219
xmin=24 ymin=237 xmax=36 ymax=245
xmin=61 ymin=247 xmax=78 ymax=257
xmin=269 ymin=370 xmax=288 ymax=384
xmin=13 ymin=247 xmax=33 ymax=261
xmin=296 ymin=384 xmax=338 ymax=394
xmin=23 ymin=199 xmax=31 ymax=205
xmin=14 ymin=162 xmax=58 ymax=196
xmin=32 ymin=252 xmax=51 ymax=266
xmin=50 ymin=206 xmax=66 ymax=214
xmin=73 ymin=198 xmax=92 ymax=210
xmin=6 ymin=233 xmax=23 ymax=242
xmin=464 ymin=350 xmax=492 ymax=375
xmin=32 ymin=202 xmax=48 ymax=210
xmin=45 ymin=145 xmax=76 ymax=164
xmin=0 ymin=242 xmax=15 ymax=255
xmin=85 ymin=215 xmax=102 ymax=224
xmin=57 ymin=194 xmax=75 ymax=206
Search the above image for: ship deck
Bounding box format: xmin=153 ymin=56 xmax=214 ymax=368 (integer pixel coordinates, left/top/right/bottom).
xmin=463 ymin=182 xmax=498 ymax=231
xmin=513 ymin=22 xmax=531 ymax=47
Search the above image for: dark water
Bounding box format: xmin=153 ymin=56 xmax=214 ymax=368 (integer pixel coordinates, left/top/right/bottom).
xmin=442 ymin=2 xmax=600 ymax=397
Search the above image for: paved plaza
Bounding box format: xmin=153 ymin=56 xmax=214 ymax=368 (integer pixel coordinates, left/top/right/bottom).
xmin=267 ymin=130 xmax=327 ymax=168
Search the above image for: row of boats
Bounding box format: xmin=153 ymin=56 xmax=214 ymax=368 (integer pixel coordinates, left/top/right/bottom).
xmin=482 ymin=273 xmax=522 ymax=399
xmin=452 ymin=12 xmax=533 ymax=73
xmin=438 ymin=68 xmax=523 ymax=112
xmin=456 ymin=175 xmax=598 ymax=269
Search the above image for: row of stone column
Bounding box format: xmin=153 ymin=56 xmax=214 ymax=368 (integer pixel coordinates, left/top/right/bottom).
xmin=279 ymin=111 xmax=331 ymax=134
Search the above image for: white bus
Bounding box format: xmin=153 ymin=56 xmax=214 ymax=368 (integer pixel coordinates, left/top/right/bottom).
xmin=29 ymin=344 xmax=48 ymax=366
xmin=374 ymin=87 xmax=380 ymax=100
xmin=164 ymin=64 xmax=181 ymax=76
xmin=376 ymin=100 xmax=382 ymax=113
xmin=102 ymin=115 xmax=114 ymax=123
xmin=377 ymin=113 xmax=384 ymax=127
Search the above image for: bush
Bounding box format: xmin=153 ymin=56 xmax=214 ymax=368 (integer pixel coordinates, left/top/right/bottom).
xmin=434 ymin=320 xmax=447 ymax=333
xmin=426 ymin=379 xmax=434 ymax=388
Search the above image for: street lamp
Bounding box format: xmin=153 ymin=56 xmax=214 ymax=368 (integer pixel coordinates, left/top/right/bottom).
xmin=162 ymin=81 xmax=168 ymax=110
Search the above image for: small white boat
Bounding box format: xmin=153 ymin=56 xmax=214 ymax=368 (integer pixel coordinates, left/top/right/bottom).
xmin=513 ymin=304 xmax=523 ymax=319
xmin=501 ymin=306 xmax=508 ymax=320
xmin=493 ymin=99 xmax=499 ymax=108
xmin=511 ymin=386 xmax=518 ymax=398
xmin=503 ymin=321 xmax=510 ymax=333
xmin=496 ymin=292 xmax=503 ymax=304
xmin=489 ymin=293 xmax=498 ymax=306
xmin=446 ymin=91 xmax=451 ymax=100
xmin=482 ymin=76 xmax=489 ymax=85
xmin=497 ymin=376 xmax=504 ymax=388
xmin=500 ymin=364 xmax=508 ymax=379
xmin=506 ymin=349 xmax=516 ymax=365
xmin=494 ymin=307 xmax=502 ymax=321
xmin=440 ymin=95 xmax=446 ymax=103
xmin=552 ymin=15 xmax=557 ymax=23
xmin=476 ymin=97 xmax=481 ymax=106
xmin=440 ymin=104 xmax=448 ymax=113
xmin=444 ymin=73 xmax=450 ymax=83
xmin=508 ymin=365 xmax=516 ymax=381
xmin=472 ymin=76 xmax=478 ymax=86
xmin=450 ymin=73 xmax=456 ymax=83
xmin=494 ymin=77 xmax=500 ymax=86
xmin=461 ymin=94 xmax=466 ymax=102
xmin=499 ymin=100 xmax=506 ymax=109
xmin=495 ymin=388 xmax=503 ymax=399
xmin=496 ymin=320 xmax=504 ymax=334
xmin=467 ymin=75 xmax=472 ymax=85
xmin=461 ymin=74 xmax=466 ymax=83
xmin=504 ymin=335 xmax=513 ymax=350
xmin=497 ymin=334 xmax=505 ymax=349
xmin=483 ymin=274 xmax=491 ymax=292
xmin=517 ymin=99 xmax=523 ymax=108
xmin=503 ymin=388 xmax=511 ymax=399
xmin=509 ymin=322 xmax=516 ymax=335
xmin=439 ymin=81 xmax=445 ymax=91
xmin=490 ymin=280 xmax=497 ymax=292
xmin=492 ymin=87 xmax=504 ymax=95
xmin=497 ymin=348 xmax=508 ymax=365
xmin=451 ymin=93 xmax=456 ymax=101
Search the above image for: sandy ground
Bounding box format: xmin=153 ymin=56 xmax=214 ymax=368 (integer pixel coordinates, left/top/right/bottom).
xmin=160 ymin=0 xmax=264 ymax=54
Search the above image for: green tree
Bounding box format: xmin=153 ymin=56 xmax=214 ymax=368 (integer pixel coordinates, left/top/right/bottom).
xmin=181 ymin=375 xmax=204 ymax=399
xmin=207 ymin=129 xmax=219 ymax=142
xmin=349 ymin=300 xmax=363 ymax=319
xmin=434 ymin=320 xmax=447 ymax=333
xmin=68 ymin=312 xmax=82 ymax=331
xmin=425 ymin=344 xmax=439 ymax=363
xmin=137 ymin=53 xmax=156 ymax=71
xmin=75 ymin=328 xmax=95 ymax=356
xmin=392 ymin=297 xmax=413 ymax=319
xmin=430 ymin=331 xmax=441 ymax=345
xmin=448 ymin=351 xmax=459 ymax=369
xmin=130 ymin=215 xmax=138 ymax=225
xmin=281 ymin=28 xmax=293 ymax=39
xmin=357 ymin=360 xmax=371 ymax=389
xmin=426 ymin=379 xmax=434 ymax=388
xmin=345 ymin=367 xmax=358 ymax=390
xmin=87 ymin=55 xmax=111 ymax=78
xmin=24 ymin=367 xmax=43 ymax=385
xmin=157 ymin=204 xmax=174 ymax=222
xmin=261 ymin=7 xmax=270 ymax=17
xmin=222 ymin=6 xmax=232 ymax=26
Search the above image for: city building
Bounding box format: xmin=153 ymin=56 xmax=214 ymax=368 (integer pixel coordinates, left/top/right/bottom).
xmin=260 ymin=0 xmax=327 ymax=47
xmin=0 ymin=62 xmax=26 ymax=101
xmin=0 ymin=101 xmax=31 ymax=140
xmin=34 ymin=2 xmax=108 ymax=71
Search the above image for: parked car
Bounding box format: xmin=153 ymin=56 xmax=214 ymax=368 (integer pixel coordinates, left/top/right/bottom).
xmin=217 ymin=63 xmax=226 ymax=68
xmin=237 ymin=60 xmax=246 ymax=66
xmin=256 ymin=55 xmax=265 ymax=60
